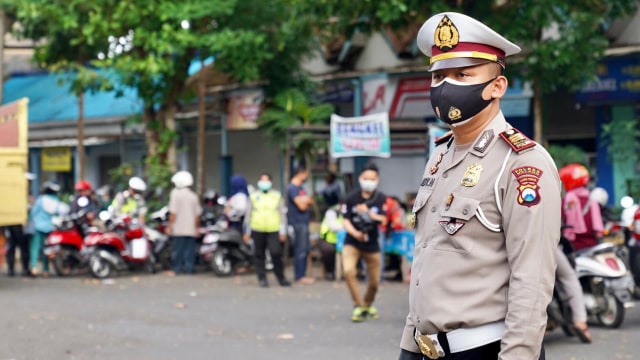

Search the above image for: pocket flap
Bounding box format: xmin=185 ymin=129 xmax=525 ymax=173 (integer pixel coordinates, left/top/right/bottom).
xmin=412 ymin=190 xmax=432 ymax=213
xmin=439 ymin=194 xmax=479 ymax=221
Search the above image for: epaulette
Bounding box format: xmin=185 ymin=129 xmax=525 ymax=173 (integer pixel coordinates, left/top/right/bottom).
xmin=499 ymin=128 xmax=536 ymax=153
xmin=435 ymin=131 xmax=453 ymax=146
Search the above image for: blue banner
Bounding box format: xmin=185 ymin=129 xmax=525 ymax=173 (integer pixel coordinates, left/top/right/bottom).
xmin=576 ymin=57 xmax=640 ymax=103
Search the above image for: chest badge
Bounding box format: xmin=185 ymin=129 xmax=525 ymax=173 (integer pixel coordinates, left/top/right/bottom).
xmin=461 ymin=163 xmax=483 ymax=187
xmin=445 ymin=193 xmax=454 ymax=210
xmin=439 ymin=219 xmax=465 ymax=235
xmin=408 ymin=213 xmax=416 ymax=229
xmin=429 ymin=152 xmax=444 ymax=175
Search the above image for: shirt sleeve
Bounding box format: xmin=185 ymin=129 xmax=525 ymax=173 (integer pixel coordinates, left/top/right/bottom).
xmin=499 ymin=148 xmax=561 ymax=360
xmin=342 ymin=194 xmax=353 ymax=221
xmin=168 ymin=190 xmax=178 ymax=214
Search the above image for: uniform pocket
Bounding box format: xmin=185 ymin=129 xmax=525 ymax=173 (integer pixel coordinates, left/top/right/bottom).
xmin=412 ymin=189 xmax=432 ymax=214
xmin=434 ymin=194 xmax=480 ymax=254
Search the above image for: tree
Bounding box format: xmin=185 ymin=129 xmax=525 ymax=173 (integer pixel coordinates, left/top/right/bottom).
xmin=3 ymin=0 xmax=114 ymax=180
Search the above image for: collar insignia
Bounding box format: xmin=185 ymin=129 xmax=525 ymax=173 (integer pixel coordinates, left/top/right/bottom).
xmin=473 ymin=129 xmax=494 ymax=153
xmin=434 ymin=15 xmax=460 ymax=52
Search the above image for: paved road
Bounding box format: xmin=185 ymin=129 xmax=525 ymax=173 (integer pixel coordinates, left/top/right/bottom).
xmin=1 ymin=268 xmax=639 ymax=360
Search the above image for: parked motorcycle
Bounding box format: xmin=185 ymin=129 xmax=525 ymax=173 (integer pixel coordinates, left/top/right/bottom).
xmin=199 ymin=211 xmax=253 ymax=277
xmin=85 ymin=212 xmax=156 ymax=278
xmin=145 ymin=206 xmax=172 ymax=271
xmin=44 ymin=203 xmax=96 ymax=276
xmin=575 ymin=243 xmax=635 ymax=328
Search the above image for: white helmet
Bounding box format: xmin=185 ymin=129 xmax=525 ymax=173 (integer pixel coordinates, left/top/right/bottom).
xmin=171 ymin=171 xmax=194 ymax=188
xmin=590 ymin=187 xmax=609 ymax=207
xmin=128 ymin=176 xmax=147 ymax=192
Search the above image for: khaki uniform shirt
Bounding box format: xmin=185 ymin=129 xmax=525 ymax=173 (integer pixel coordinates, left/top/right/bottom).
xmin=400 ymin=112 xmax=561 ymax=359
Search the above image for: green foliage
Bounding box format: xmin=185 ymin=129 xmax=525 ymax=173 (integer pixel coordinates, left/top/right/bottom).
xmin=108 ymin=162 xmax=137 ymax=193
xmin=600 ymin=117 xmax=640 ymax=164
xmin=547 ymin=144 xmax=588 ymax=169
xmin=258 ymin=88 xmax=334 ymax=158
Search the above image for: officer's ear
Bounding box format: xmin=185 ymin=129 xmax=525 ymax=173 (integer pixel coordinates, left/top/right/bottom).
xmin=488 ymin=75 xmax=508 ymax=100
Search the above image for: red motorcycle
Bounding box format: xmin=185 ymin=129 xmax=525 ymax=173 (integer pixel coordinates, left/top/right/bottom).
xmin=44 ymin=208 xmax=97 ymax=276
xmin=85 ymin=213 xmax=155 ymax=278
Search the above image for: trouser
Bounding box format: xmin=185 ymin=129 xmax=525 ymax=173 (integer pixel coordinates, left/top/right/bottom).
xmin=399 ymin=342 xmax=546 ymax=360
xmin=342 ymin=244 xmax=380 ymax=307
xmin=555 ymin=247 xmax=587 ymax=323
xmin=378 ymin=229 xmax=385 ymax=282
xmin=317 ymin=239 xmax=336 ymax=276
xmin=4 ymin=225 xmax=30 ymax=273
xmin=291 ymin=224 xmax=310 ymax=280
xmin=171 ymin=236 xmax=196 ymax=274
xmin=30 ymin=230 xmax=49 ymax=272
xmin=252 ymin=231 xmax=285 ymax=281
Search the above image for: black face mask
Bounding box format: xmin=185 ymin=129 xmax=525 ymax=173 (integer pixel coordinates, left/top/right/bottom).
xmin=430 ymin=78 xmax=496 ymax=125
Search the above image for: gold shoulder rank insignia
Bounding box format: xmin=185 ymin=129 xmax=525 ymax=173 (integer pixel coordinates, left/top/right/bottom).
xmin=435 ymin=131 xmax=453 ymax=146
xmin=499 ymin=128 xmax=536 ymax=153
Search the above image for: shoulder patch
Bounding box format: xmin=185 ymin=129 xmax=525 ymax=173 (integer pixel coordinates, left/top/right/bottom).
xmin=435 ymin=131 xmax=453 ymax=146
xmin=499 ymin=128 xmax=536 ymax=153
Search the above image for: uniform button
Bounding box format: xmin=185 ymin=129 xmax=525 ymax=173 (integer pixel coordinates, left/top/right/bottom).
xmin=422 ymin=242 xmax=427 ymax=248
xmin=415 ymin=279 xmax=419 ymax=286
xmin=431 ymin=207 xmax=436 ymax=212
xmin=443 ymin=173 xmax=448 ymax=178
xmin=416 ymin=316 xmax=420 ymax=323
xmin=463 ymin=209 xmax=469 ymax=215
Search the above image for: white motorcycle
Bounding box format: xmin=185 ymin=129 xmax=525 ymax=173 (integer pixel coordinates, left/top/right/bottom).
xmin=575 ymin=243 xmax=635 ymax=328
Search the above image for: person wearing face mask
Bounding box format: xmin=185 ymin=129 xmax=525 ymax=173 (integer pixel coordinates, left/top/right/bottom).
xmin=244 ymin=173 xmax=290 ymax=287
xmin=399 ymin=13 xmax=561 ymax=360
xmin=341 ymin=162 xmax=387 ymax=322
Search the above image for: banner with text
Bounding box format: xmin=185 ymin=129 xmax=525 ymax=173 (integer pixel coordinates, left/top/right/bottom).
xmin=42 ymin=147 xmax=72 ymax=172
xmin=330 ymin=113 xmax=391 ymax=158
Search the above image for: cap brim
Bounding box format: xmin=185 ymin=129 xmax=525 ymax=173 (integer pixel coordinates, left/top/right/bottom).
xmin=429 ymin=58 xmax=493 ymax=72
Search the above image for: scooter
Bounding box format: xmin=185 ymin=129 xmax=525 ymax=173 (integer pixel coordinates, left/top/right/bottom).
xmin=85 ymin=212 xmax=156 ymax=278
xmin=44 ymin=206 xmax=96 ymax=276
xmin=575 ymin=243 xmax=635 ymax=328
xmin=200 ymin=212 xmax=253 ymax=277
xmin=145 ymin=206 xmax=172 ymax=271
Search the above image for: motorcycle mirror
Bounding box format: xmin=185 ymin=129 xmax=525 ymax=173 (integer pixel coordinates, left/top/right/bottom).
xmin=99 ymin=210 xmax=110 ymax=221
xmin=217 ymin=196 xmax=227 ymax=205
xmin=620 ymin=196 xmax=634 ymax=209
xmin=77 ymin=196 xmax=90 ymax=208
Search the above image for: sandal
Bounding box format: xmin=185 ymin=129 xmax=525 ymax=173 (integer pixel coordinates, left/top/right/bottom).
xmin=572 ymin=323 xmax=592 ymax=343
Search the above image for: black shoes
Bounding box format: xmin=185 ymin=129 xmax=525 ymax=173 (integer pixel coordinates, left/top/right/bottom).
xmin=259 ymin=278 xmax=291 ymax=287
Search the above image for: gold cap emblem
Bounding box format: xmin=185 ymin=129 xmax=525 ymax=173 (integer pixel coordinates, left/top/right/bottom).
xmin=434 ymin=15 xmax=459 ymax=52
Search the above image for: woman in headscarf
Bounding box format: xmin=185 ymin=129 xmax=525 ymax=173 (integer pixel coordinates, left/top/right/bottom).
xmin=225 ymin=175 xmax=249 ymax=232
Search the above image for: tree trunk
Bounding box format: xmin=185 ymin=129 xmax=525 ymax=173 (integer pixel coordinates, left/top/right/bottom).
xmin=165 ymin=105 xmax=177 ymax=172
xmin=197 ymin=76 xmax=206 ymax=197
xmin=533 ymin=77 xmax=543 ymax=144
xmin=77 ymin=91 xmax=86 ymax=180
xmin=143 ymin=107 xmax=158 ymax=157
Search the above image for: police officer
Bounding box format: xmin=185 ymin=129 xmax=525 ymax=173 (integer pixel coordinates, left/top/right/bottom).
xmin=243 ymin=173 xmax=291 ymax=287
xmin=399 ymin=12 xmax=561 ymax=360
xmin=110 ymin=176 xmax=148 ymax=225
